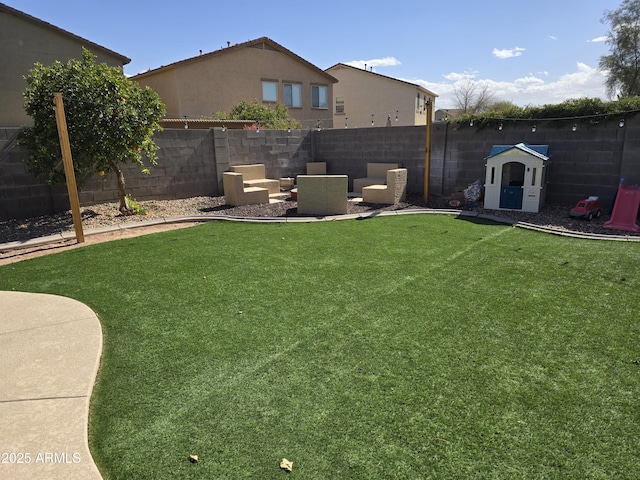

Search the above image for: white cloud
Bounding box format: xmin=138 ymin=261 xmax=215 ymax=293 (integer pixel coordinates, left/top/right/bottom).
xmin=405 ymin=62 xmax=608 ymax=109
xmin=589 ymin=36 xmax=609 ymax=43
xmin=443 ymin=70 xmax=478 ymax=81
xmin=514 ymin=76 xmax=545 ymax=88
xmin=492 ymin=47 xmax=525 ymax=59
xmin=344 ymin=57 xmax=401 ymax=70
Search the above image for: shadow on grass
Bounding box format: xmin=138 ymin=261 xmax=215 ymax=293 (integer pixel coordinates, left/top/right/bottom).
xmin=454 ymin=213 xmax=514 ymax=228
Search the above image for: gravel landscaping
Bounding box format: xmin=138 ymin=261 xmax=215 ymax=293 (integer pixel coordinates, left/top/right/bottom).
xmin=1 ymin=194 xmax=639 ymax=246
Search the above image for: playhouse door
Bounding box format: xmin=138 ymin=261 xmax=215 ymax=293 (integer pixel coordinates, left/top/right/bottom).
xmin=500 ymin=186 xmax=523 ymax=209
xmin=499 ymin=161 xmax=525 ymax=209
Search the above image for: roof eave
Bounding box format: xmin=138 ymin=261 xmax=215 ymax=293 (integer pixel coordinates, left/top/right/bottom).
xmin=0 ymin=2 xmax=130 ymax=64
xmin=132 ymin=37 xmax=337 ymax=83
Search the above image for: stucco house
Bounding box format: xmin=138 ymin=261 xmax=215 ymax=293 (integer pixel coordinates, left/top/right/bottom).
xmin=0 ymin=2 xmax=130 ymax=127
xmin=131 ymin=37 xmax=338 ymax=129
xmin=325 ymin=63 xmax=438 ymax=129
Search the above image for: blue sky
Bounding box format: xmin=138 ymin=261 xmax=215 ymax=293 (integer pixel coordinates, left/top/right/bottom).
xmin=12 ymin=0 xmax=623 ymax=109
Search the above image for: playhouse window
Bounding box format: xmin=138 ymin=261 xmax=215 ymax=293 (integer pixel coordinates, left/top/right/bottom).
xmin=491 ymin=167 xmax=495 ymax=184
xmin=531 ymin=168 xmax=537 ymax=186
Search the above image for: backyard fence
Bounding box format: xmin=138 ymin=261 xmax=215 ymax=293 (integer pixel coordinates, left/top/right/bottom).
xmin=1 ymin=117 xmax=639 ymax=221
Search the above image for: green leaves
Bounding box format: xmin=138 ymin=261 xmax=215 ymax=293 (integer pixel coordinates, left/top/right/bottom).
xmin=218 ymin=99 xmax=302 ymax=129
xmin=19 ymin=48 xmax=166 ymax=186
xmin=599 ymin=0 xmax=640 ymax=98
xmin=451 ymin=96 xmax=640 ymax=129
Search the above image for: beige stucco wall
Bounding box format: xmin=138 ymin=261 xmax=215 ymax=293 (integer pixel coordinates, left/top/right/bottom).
xmin=0 ymin=10 xmax=127 ymax=127
xmin=134 ymin=44 xmax=334 ymax=129
xmin=328 ymin=65 xmax=436 ymax=129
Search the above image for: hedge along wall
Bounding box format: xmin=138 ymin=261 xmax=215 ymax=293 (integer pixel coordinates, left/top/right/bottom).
xmin=2 ymin=116 xmax=640 ymax=222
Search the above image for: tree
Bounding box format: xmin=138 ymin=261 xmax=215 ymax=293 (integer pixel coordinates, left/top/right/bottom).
xmin=19 ymin=49 xmax=166 ymax=213
xmin=215 ymin=100 xmax=302 ymax=129
xmin=484 ymin=100 xmax=519 ymax=113
xmin=600 ymin=0 xmax=640 ymax=98
xmin=453 ymin=79 xmax=497 ymax=113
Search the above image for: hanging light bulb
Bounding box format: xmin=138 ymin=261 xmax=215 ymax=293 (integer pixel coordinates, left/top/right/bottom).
xmin=371 ymin=114 xmax=374 ymax=126
xmin=345 ymin=117 xmax=348 ymax=129
xmin=532 ymin=124 xmax=537 ymax=133
xmin=572 ymin=123 xmax=577 ymax=132
xmin=619 ymin=119 xmax=625 ymax=127
xmin=498 ymin=123 xmax=503 ymax=131
xmin=221 ymin=125 xmax=226 ymax=132
xmin=395 ymin=110 xmax=399 ymax=122
xmin=469 ymin=119 xmax=474 ymax=127
xmin=184 ymin=122 xmax=188 ymax=129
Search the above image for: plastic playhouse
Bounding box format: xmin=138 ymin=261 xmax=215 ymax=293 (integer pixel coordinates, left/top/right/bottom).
xmin=483 ymin=143 xmax=550 ymax=213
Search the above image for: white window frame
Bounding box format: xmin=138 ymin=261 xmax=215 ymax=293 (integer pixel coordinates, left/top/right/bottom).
xmin=312 ymin=85 xmax=328 ymax=109
xmin=284 ymin=83 xmax=302 ymax=108
xmin=262 ymin=81 xmax=278 ymax=103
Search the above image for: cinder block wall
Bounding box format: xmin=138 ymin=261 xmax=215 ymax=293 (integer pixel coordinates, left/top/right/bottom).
xmin=438 ymin=119 xmax=633 ymax=208
xmin=76 ymin=129 xmax=218 ymax=206
xmin=312 ymin=126 xmax=426 ymax=194
xmin=2 ymin=116 xmax=640 ymax=221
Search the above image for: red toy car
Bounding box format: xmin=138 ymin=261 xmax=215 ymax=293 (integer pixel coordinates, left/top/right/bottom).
xmin=570 ymin=196 xmax=601 ymax=220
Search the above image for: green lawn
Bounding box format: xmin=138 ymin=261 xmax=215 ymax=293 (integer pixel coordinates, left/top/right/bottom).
xmin=1 ymin=214 xmax=639 ymax=479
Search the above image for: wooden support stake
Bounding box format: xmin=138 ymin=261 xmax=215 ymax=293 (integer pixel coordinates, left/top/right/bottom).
xmin=424 ymin=99 xmax=433 ymax=204
xmin=53 ymin=92 xmax=84 ymax=243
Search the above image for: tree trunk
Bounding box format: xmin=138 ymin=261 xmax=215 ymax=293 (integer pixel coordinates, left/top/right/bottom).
xmin=110 ymin=161 xmax=131 ymax=214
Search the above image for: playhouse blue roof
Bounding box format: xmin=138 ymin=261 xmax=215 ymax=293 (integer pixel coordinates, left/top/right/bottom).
xmin=486 ymin=143 xmax=549 ymax=160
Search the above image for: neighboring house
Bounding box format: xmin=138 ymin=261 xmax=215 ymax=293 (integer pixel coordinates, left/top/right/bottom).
xmin=131 ymin=37 xmax=338 ymax=129
xmin=0 ymin=2 xmax=130 ymax=127
xmin=325 ymin=63 xmax=438 ymax=129
xmin=435 ymin=108 xmax=464 ymax=122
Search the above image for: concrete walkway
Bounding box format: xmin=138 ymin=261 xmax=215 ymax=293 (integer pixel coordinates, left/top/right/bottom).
xmin=0 ymin=291 xmax=103 ymax=480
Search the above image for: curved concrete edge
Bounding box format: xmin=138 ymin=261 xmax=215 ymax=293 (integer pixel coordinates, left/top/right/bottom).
xmin=0 ymin=291 xmax=103 ymax=480
xmin=1 ymin=209 xmax=639 ymax=254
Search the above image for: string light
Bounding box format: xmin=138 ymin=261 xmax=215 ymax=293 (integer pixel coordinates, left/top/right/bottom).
xmin=619 ymin=119 xmax=625 ymax=127
xmin=395 ymin=110 xmax=399 ymax=122
xmin=371 ymin=114 xmax=374 ymax=127
xmin=531 ymin=124 xmax=537 ymax=133
xmin=498 ymin=123 xmax=503 ymax=131
xmin=572 ymin=123 xmax=577 ymax=132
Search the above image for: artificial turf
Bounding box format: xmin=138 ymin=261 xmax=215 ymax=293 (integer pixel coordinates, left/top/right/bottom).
xmin=1 ymin=214 xmax=638 ymax=479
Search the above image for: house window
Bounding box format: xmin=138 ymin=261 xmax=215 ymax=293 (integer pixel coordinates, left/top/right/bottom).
xmin=284 ymin=83 xmax=301 ymax=108
xmin=335 ymin=97 xmax=344 ymax=114
xmin=312 ymin=85 xmax=327 ymax=109
xmin=262 ymin=81 xmax=278 ymax=102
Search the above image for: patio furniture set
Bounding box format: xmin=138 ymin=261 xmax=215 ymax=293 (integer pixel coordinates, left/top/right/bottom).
xmin=222 ymin=162 xmax=408 ymax=215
